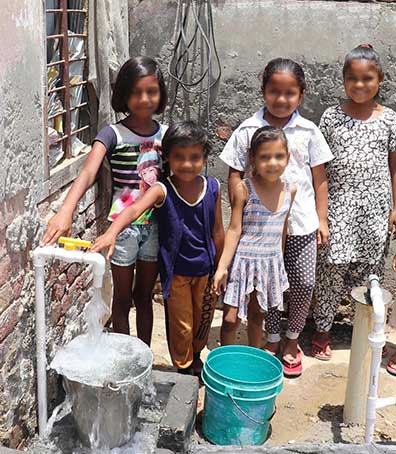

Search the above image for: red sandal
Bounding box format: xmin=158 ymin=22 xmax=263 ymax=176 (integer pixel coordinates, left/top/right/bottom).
xmin=282 ymin=351 xmax=302 ymax=378
xmin=386 ymin=354 xmax=396 ymax=376
xmin=311 ymin=338 xmax=332 ymax=361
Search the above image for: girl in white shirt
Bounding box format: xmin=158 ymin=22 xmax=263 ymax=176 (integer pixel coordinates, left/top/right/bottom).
xmin=220 ymin=58 xmax=333 ymax=377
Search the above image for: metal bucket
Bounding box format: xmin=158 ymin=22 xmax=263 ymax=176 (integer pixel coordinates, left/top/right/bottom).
xmin=58 ymin=334 xmax=153 ymax=449
xmin=63 ymin=376 xmax=146 ymax=449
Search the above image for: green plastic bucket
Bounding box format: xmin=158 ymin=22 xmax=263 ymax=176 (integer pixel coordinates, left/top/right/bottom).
xmin=202 ymin=345 xmax=283 ymax=446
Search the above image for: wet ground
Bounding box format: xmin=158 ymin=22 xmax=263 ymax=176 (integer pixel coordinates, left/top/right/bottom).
xmin=130 ymin=302 xmax=396 ymax=446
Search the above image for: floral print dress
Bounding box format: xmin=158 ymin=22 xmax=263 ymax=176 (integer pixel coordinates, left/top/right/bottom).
xmin=320 ymin=105 xmax=396 ymax=265
xmin=313 ymin=105 xmax=396 ymax=332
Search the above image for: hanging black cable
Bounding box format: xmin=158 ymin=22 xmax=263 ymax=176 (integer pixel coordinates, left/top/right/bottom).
xmin=167 ymin=0 xmax=221 ymax=129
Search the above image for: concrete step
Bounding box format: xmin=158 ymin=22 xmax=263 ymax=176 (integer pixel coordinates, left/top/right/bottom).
xmin=193 ymin=443 xmax=396 ymax=453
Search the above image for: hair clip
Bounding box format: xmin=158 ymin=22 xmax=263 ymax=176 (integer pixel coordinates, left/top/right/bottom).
xmin=360 ymin=43 xmax=373 ymax=49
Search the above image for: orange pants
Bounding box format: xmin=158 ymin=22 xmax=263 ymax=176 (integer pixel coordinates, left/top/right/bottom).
xmin=165 ymin=274 xmax=216 ymax=369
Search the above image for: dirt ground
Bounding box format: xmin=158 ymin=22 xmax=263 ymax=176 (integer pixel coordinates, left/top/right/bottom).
xmin=129 ymin=301 xmax=396 ymax=446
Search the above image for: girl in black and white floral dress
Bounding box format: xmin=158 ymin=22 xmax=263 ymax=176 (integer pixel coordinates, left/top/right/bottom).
xmin=312 ymin=45 xmax=396 ymax=364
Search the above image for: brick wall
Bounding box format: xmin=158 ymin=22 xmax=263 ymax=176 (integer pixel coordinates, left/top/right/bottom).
xmin=0 ymin=184 xmax=108 ymax=448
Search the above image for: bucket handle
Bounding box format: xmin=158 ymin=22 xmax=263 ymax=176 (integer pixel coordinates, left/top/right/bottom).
xmin=227 ymin=392 xmax=276 ymax=426
xmin=107 ymin=383 xmax=120 ymax=392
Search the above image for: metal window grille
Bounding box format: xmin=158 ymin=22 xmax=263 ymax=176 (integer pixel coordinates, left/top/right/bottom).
xmin=46 ymin=0 xmax=91 ymax=170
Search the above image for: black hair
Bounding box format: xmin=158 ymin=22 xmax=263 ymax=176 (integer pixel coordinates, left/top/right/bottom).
xmin=249 ymin=126 xmax=288 ymax=159
xmin=342 ymin=44 xmax=383 ymax=78
xmin=111 ymin=56 xmax=168 ymax=114
xmin=161 ymin=121 xmax=211 ymax=160
xmin=261 ymin=58 xmax=306 ymax=93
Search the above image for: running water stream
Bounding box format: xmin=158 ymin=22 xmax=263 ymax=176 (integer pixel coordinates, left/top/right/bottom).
xmin=85 ymin=288 xmax=109 ymax=341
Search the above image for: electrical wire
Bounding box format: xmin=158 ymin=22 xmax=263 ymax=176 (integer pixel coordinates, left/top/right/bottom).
xmin=167 ymin=0 xmax=221 ymax=129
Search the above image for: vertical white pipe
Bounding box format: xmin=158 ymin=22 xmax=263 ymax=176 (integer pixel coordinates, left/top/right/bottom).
xmin=33 ymin=253 xmax=48 ymax=438
xmin=365 ymin=275 xmax=386 ymax=443
xmin=365 ymin=335 xmax=382 ymax=443
xmin=32 ymin=246 xmax=105 ymax=438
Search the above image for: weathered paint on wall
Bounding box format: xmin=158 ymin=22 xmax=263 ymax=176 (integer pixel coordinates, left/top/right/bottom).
xmin=0 ymin=2 xmax=108 ymax=447
xmin=130 ymin=0 xmax=396 ymax=144
xmin=0 ymin=1 xmax=47 ymax=445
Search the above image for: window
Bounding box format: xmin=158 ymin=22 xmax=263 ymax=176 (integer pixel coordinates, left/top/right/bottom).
xmin=43 ymin=0 xmax=95 ymax=198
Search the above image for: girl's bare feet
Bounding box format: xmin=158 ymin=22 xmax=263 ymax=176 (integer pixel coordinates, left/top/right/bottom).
xmin=192 ymin=352 xmax=204 ymax=385
xmin=264 ymin=340 xmax=280 ymax=356
xmin=282 ymin=338 xmax=302 ymax=377
xmin=283 ymin=338 xmax=300 ymax=364
xmin=192 ymin=355 xmax=203 ymax=376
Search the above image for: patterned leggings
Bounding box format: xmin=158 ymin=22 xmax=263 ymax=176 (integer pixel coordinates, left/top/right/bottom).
xmin=313 ymin=254 xmax=385 ymax=332
xmin=265 ymin=233 xmax=317 ymax=342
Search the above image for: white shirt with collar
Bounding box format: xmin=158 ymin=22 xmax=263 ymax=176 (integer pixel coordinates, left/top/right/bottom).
xmin=220 ymin=108 xmax=334 ymax=236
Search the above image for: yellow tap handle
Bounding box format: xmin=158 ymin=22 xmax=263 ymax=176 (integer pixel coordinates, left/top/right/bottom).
xmin=58 ymin=237 xmax=92 ymax=251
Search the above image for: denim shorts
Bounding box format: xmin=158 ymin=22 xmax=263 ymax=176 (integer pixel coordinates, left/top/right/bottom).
xmin=111 ymin=222 xmax=159 ymax=267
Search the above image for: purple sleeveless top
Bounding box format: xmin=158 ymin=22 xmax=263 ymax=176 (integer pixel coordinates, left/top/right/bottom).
xmin=155 ymin=176 xmax=219 ymax=298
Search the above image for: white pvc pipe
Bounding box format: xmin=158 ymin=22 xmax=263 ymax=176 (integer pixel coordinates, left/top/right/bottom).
xmin=32 ymin=246 xmax=105 ymax=438
xmin=33 ymin=246 xmax=106 ymax=287
xmin=33 ymin=253 xmax=47 ymax=438
xmin=369 ymin=275 xmax=385 ymax=333
xmin=376 ymin=396 xmax=396 ymax=409
xmin=365 ymin=275 xmax=387 ymax=444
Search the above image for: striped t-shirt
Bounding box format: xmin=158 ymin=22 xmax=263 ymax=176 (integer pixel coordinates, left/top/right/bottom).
xmin=94 ymin=121 xmax=168 ymax=224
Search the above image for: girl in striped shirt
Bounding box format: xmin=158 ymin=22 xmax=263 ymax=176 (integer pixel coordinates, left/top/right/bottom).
xmin=41 ymin=56 xmax=168 ymax=345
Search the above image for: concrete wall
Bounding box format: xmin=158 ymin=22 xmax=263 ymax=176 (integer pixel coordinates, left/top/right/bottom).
xmin=0 ymin=2 xmax=46 ymax=446
xmin=129 ymin=0 xmax=396 ymax=293
xmin=0 ymin=2 xmax=107 ymax=447
xmin=129 ymin=0 xmax=396 ymax=153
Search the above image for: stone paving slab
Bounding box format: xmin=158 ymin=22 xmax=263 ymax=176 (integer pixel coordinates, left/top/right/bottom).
xmin=3 ymin=442 xmax=396 ymax=453
xmin=0 ymin=447 xmax=177 ymax=454
xmin=193 ymin=443 xmax=396 ymax=453
xmin=154 ymin=370 xmax=199 ymax=453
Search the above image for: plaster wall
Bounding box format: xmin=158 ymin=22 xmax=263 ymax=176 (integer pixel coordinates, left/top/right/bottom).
xmin=0 ymin=2 xmax=108 ymax=446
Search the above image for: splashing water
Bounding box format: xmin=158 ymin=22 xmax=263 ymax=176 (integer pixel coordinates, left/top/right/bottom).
xmin=45 ymin=397 xmax=72 ymax=438
xmin=142 ymin=378 xmax=158 ymax=408
xmin=50 ymin=286 xmax=152 ymax=388
xmin=71 ymin=430 xmax=156 ymax=454
xmin=50 ymin=333 xmax=152 ymax=388
xmin=109 ymin=431 xmax=155 ymax=454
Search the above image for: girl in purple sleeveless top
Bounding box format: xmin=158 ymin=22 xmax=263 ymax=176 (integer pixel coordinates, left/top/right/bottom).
xmin=92 ymin=121 xmax=224 ymax=377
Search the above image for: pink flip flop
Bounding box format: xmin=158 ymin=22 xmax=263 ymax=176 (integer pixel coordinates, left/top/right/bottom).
xmin=282 ymin=351 xmax=302 ymax=378
xmin=311 ymin=338 xmax=332 ymax=361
